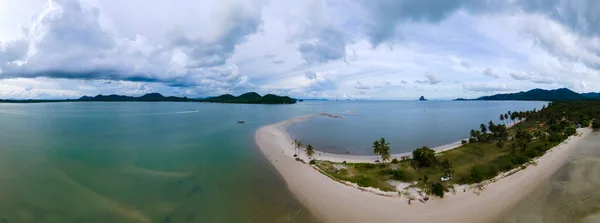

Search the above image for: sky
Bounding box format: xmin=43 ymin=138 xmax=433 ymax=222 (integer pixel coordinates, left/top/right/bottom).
xmin=1 ymin=0 xmax=600 ymax=99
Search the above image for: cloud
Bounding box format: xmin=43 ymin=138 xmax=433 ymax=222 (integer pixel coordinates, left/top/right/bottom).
xmin=355 ymin=80 xmax=370 ymax=90
xmin=509 ymin=72 xmax=531 ymax=80
xmin=0 ymin=0 xmax=265 ymax=93
xmin=461 ymin=60 xmax=472 ymax=68
xmin=532 ymin=77 xmax=554 ymax=84
xmin=483 ymin=68 xmax=499 ymax=79
xmin=462 ymin=82 xmax=513 ymax=92
xmin=305 ymin=76 xmax=338 ymax=92
xmin=3 ymin=0 xmax=600 ymax=99
xmin=304 ymin=71 xmax=317 ymax=80
xmin=415 ymin=73 xmax=441 ymax=85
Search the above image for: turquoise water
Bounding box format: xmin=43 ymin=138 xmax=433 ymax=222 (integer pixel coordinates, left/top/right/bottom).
xmin=0 ymin=100 xmax=545 ymax=222
xmin=288 ymin=100 xmax=547 ymax=154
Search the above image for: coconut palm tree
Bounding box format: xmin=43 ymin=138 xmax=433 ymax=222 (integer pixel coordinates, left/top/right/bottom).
xmin=379 ymin=138 xmax=391 ymax=163
xmin=441 ymin=159 xmax=454 ymax=178
xmin=292 ymin=139 xmax=302 ymax=157
xmin=305 ymin=144 xmax=315 ymax=160
xmin=480 ymin=123 xmax=487 ymax=134
xmin=500 ymin=114 xmax=505 ymax=125
xmin=297 ymin=141 xmax=304 ymax=157
xmin=372 ymin=139 xmax=381 ymax=162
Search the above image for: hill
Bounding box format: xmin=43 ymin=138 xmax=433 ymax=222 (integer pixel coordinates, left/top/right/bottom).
xmin=202 ymin=92 xmax=296 ymax=104
xmin=582 ymin=92 xmax=600 ymax=99
xmin=1 ymin=92 xmax=296 ymax=104
xmin=472 ymin=88 xmax=588 ymax=101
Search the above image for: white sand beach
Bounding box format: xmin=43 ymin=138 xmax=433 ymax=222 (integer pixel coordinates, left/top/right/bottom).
xmin=255 ymin=113 xmax=593 ymax=222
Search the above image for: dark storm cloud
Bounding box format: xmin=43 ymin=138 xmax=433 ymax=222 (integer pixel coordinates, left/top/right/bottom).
xmin=298 ymin=27 xmax=348 ymax=64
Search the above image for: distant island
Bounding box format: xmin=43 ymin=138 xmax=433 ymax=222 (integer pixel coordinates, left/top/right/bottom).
xmin=0 ymin=92 xmax=297 ymax=104
xmin=418 ymin=96 xmax=427 ymax=101
xmin=454 ymin=88 xmax=600 ymax=101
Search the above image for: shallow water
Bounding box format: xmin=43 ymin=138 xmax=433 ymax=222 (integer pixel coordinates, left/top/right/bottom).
xmin=0 ymin=100 xmax=544 ymax=222
xmin=498 ymin=131 xmax=600 ymax=223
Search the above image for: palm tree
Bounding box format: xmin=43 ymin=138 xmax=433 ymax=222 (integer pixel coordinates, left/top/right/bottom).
xmin=305 ymin=144 xmax=315 ymax=160
xmin=297 ymin=141 xmax=303 ymax=157
xmin=441 ymin=159 xmax=454 ymax=177
xmin=291 ymin=140 xmax=300 ymax=157
xmin=480 ymin=123 xmax=487 ymax=133
xmin=379 ymin=138 xmax=391 ymax=163
xmin=500 ymin=114 xmax=505 ymax=125
xmin=422 ymin=175 xmax=430 ymax=185
xmin=372 ymin=140 xmax=381 ymax=162
xmin=504 ymin=114 xmax=509 ymax=122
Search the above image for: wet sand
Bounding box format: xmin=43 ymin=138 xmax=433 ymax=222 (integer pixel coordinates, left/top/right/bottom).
xmin=498 ymin=130 xmax=600 ymax=223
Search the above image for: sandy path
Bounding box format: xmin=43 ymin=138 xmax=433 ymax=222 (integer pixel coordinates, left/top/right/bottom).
xmin=256 ymin=114 xmax=592 ymax=223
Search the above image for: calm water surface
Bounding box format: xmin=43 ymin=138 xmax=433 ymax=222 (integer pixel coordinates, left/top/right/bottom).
xmin=289 ymin=100 xmax=547 ymax=154
xmin=0 ymin=100 xmax=545 ymax=222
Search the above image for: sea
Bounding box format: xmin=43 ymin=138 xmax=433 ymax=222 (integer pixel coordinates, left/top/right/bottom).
xmin=0 ymin=100 xmax=549 ymax=222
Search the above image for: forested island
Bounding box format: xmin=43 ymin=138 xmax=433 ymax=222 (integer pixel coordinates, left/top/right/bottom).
xmin=0 ymin=92 xmax=297 ymax=104
xmin=455 ymin=88 xmax=600 ymax=101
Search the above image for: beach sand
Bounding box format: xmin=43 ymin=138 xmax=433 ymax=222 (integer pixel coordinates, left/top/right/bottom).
xmin=255 ymin=113 xmax=593 ymax=222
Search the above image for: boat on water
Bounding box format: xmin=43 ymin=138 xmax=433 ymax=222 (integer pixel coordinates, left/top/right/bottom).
xmin=237 ymin=121 xmax=245 ymax=124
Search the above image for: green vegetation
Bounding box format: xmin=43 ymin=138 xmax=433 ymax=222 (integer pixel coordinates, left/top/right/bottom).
xmin=372 ymin=138 xmax=391 ymax=163
xmin=474 ymin=88 xmax=587 ymax=101
xmin=0 ymin=92 xmax=297 ymax=104
xmin=412 ymin=146 xmax=437 ymax=167
xmin=593 ymin=119 xmax=600 ymax=129
xmin=291 ymin=140 xmax=302 ymax=158
xmin=313 ymin=101 xmax=600 ymax=198
xmin=306 ymin=144 xmax=315 ymax=160
xmin=202 ymin=92 xmax=296 ymax=104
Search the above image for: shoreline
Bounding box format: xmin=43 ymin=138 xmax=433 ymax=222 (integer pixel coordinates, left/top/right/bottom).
xmin=256 ymin=113 xmax=593 ymax=222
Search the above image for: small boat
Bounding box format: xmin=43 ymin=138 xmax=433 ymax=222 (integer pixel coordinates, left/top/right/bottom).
xmin=237 ymin=121 xmax=245 ymax=124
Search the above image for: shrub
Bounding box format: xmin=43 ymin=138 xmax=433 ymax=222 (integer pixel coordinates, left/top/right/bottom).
xmin=461 ymin=140 xmax=467 ymax=144
xmin=342 ymin=161 xmax=347 ymax=164
xmin=309 ymin=160 xmax=316 ymax=164
xmin=355 ymin=163 xmax=376 ymax=169
xmin=431 ymin=183 xmax=445 ymax=198
xmin=380 ymin=169 xmax=407 ymax=181
xmin=511 ymin=155 xmax=530 ymax=165
xmin=391 ymin=158 xmax=399 ymax=164
xmin=548 ymin=132 xmax=564 ymax=142
xmin=582 ymin=120 xmax=590 ymax=127
xmin=593 ymin=119 xmax=600 ymax=129
xmin=412 ymin=146 xmax=437 ymax=167
xmin=565 ymin=127 xmax=577 ymax=136
xmin=486 ymin=165 xmax=499 ymax=179
xmin=352 ymin=175 xmax=375 ymax=188
xmin=469 ymin=166 xmax=485 ymax=183
xmin=526 ymin=149 xmax=543 ymax=158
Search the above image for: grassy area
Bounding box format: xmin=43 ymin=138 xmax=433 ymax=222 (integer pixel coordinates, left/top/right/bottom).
xmin=314 ymin=161 xmax=421 ymax=192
